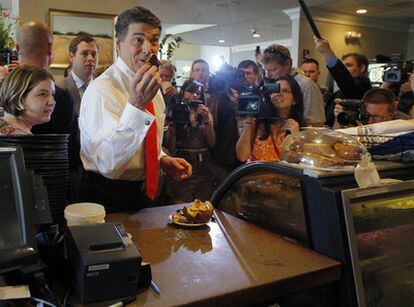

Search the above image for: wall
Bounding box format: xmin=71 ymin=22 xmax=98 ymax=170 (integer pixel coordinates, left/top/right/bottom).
xmin=297 ymin=11 xmax=410 ymax=88
xmin=407 ymin=30 xmax=414 ymax=59
xmin=18 ymin=0 xmax=138 ymax=82
xmin=169 ymin=43 xmax=200 ymax=64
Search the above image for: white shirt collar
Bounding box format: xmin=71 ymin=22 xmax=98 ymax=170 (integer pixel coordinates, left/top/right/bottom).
xmin=71 ymin=71 xmax=93 ymax=90
xmin=115 ymin=57 xmax=135 ymax=80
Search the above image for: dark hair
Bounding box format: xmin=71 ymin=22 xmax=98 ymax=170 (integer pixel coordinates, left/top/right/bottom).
xmin=341 ymin=53 xmax=369 ymax=74
xmin=300 ymin=58 xmax=319 ymax=68
xmin=238 ymin=60 xmax=259 ymax=74
xmin=363 ymin=88 xmax=396 ymax=109
xmin=276 ymin=74 xmax=305 ymax=126
xmin=191 ymin=59 xmax=209 ymax=72
xmin=0 ymin=65 xmax=54 ymax=116
xmin=68 ymin=32 xmax=97 ymax=54
xmin=179 ymin=80 xmax=205 ymax=102
xmin=115 ymin=6 xmax=162 ymax=40
xmin=261 ymin=44 xmax=292 ymax=66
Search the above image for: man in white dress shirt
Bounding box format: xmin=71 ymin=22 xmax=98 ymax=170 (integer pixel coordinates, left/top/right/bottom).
xmin=79 ymin=6 xmax=192 ymax=212
xmin=59 ymin=33 xmax=98 ymax=115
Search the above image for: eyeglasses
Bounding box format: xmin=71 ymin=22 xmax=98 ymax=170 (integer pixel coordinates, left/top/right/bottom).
xmin=361 ymin=112 xmax=394 ymax=122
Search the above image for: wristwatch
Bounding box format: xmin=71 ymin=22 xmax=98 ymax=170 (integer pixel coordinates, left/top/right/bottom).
xmin=203 ymin=119 xmax=212 ymax=125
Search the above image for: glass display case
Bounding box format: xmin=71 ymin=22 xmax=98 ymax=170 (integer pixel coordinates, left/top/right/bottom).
xmin=342 ymin=182 xmax=414 ymax=307
xmin=211 ymin=161 xmax=414 ymax=306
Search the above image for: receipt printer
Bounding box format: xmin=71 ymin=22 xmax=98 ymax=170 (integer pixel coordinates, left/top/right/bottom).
xmin=67 ymin=222 xmax=142 ymax=303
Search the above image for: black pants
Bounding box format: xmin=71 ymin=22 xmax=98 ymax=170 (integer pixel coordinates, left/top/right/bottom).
xmin=79 ymin=171 xmax=147 ymax=213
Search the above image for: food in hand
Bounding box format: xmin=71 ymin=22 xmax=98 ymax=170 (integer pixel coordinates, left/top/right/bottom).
xmin=146 ymin=54 xmax=161 ymax=68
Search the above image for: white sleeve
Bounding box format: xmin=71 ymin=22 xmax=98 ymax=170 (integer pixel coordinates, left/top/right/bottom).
xmin=80 ymin=85 xmax=154 ymax=178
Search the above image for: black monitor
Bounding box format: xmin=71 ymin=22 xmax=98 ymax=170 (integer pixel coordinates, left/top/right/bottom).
xmin=0 ymin=147 xmax=38 ymax=273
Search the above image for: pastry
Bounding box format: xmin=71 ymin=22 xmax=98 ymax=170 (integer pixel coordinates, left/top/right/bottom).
xmin=301 ymin=152 xmax=345 ymax=167
xmin=303 ymin=143 xmax=336 ymax=157
xmin=146 ymin=54 xmax=161 ymax=68
xmin=333 ymin=143 xmax=362 ymax=160
xmin=182 ymin=199 xmax=214 ymax=223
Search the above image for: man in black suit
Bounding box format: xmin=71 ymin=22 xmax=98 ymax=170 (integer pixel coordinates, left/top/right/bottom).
xmin=314 ymin=36 xmax=372 ymax=127
xmin=17 ymin=21 xmax=82 ymax=201
xmin=59 ymin=33 xmax=98 ymax=116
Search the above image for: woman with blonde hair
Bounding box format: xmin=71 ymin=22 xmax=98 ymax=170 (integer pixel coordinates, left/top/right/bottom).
xmin=0 ymin=65 xmax=56 ymax=135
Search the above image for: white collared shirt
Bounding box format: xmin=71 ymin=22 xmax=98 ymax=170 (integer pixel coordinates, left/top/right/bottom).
xmin=79 ymin=57 xmax=166 ymax=180
xmin=70 ymin=71 xmax=93 ymax=97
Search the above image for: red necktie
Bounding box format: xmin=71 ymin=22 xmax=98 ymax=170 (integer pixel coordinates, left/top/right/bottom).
xmin=145 ymin=101 xmax=159 ymax=200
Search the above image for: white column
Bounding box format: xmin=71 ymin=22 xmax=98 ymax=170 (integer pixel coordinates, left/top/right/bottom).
xmin=283 ymin=7 xmax=301 ymax=67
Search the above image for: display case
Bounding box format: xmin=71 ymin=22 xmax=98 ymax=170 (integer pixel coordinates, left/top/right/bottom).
xmin=342 ymin=183 xmax=414 ymax=307
xmin=211 ymin=161 xmax=414 ymax=306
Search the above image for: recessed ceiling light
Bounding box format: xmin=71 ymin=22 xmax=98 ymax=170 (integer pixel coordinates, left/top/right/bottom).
xmin=253 ymin=33 xmax=261 ymax=38
xmin=218 ymin=39 xmax=226 ymax=43
xmin=213 ymin=1 xmax=239 ymax=7
xmin=356 ymin=9 xmax=367 ymax=14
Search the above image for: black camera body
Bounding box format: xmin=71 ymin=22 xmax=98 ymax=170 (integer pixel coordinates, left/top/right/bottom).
xmin=337 ymin=99 xmax=364 ymax=126
xmin=378 ymin=55 xmax=413 ymax=84
xmin=170 ymin=99 xmax=204 ymax=125
xmin=236 ymin=82 xmax=280 ymax=118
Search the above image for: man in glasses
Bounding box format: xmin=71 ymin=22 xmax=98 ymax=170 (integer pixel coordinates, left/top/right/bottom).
xmin=260 ymin=44 xmax=326 ymax=126
xmin=362 ymin=88 xmax=409 ymax=124
xmin=333 ymin=88 xmax=409 ymax=128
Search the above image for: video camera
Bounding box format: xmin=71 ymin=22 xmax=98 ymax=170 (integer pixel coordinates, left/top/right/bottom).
xmin=236 ymin=79 xmax=280 ymax=118
xmin=208 ymin=63 xmax=246 ymax=94
xmin=336 ymin=99 xmax=372 ymax=126
xmin=377 ymin=55 xmax=413 ymax=84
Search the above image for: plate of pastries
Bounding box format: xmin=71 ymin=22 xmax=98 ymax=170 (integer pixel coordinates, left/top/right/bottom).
xmin=280 ymin=128 xmax=368 ymax=170
xmin=170 ymin=199 xmax=214 ymax=227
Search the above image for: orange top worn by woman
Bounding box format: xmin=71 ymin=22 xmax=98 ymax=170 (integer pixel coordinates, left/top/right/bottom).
xmin=236 ymin=74 xmax=305 ymax=162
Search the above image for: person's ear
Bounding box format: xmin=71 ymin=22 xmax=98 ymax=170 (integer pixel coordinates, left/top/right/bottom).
xmin=359 ymin=64 xmax=367 ymax=75
xmin=16 ymin=43 xmax=20 ymax=53
xmin=68 ymin=52 xmax=75 ymax=63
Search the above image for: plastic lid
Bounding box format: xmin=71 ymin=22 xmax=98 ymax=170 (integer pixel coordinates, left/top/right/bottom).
xmin=64 ymin=203 xmax=106 ymax=222
xmin=280 ymin=128 xmax=369 ymax=168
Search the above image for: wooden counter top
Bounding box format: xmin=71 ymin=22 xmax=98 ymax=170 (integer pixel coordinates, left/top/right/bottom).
xmin=100 ymin=205 xmax=340 ymax=306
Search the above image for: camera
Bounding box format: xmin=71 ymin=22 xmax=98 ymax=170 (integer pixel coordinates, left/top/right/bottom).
xmin=0 ymin=50 xmax=18 ymax=66
xmin=208 ymin=63 xmax=245 ymax=94
xmin=170 ymin=99 xmax=205 ymax=125
xmin=336 ymin=99 xmax=364 ymax=126
xmin=377 ymin=55 xmax=413 ymax=84
xmin=236 ymin=81 xmax=280 ymax=118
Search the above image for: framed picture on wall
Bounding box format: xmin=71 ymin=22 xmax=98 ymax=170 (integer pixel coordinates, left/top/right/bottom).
xmin=49 ymin=9 xmax=116 ymax=69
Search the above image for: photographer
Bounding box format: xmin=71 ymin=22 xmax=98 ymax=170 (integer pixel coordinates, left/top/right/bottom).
xmin=333 ymin=88 xmax=409 ymax=129
xmin=397 ymin=72 xmax=414 ymax=118
xmin=164 ymin=81 xmax=218 ymax=203
xmin=260 ymin=44 xmax=325 ymax=126
xmin=236 ymin=75 xmax=304 ymax=162
xmin=314 ymin=36 xmax=372 ymax=127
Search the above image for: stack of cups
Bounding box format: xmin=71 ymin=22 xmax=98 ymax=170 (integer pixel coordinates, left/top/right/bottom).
xmin=64 ymin=203 xmax=106 ymax=226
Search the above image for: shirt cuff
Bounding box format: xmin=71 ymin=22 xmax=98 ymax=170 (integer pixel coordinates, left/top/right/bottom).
xmin=326 ymin=56 xmax=339 ymax=68
xmin=120 ymin=102 xmax=155 ymax=133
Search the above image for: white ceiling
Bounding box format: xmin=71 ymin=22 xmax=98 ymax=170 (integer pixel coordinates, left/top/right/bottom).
xmin=139 ymin=0 xmax=414 ymax=47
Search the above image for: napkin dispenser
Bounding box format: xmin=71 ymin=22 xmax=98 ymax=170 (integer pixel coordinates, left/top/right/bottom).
xmin=67 ymin=222 xmax=142 ymax=303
